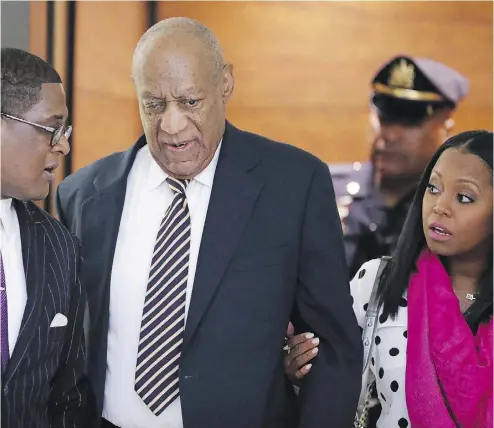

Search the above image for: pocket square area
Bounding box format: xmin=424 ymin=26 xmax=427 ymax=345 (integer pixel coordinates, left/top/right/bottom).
xmin=50 ymin=313 xmax=68 ymax=328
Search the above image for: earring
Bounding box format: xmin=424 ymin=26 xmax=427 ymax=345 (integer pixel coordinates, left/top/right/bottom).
xmin=445 ymin=119 xmax=455 ymax=130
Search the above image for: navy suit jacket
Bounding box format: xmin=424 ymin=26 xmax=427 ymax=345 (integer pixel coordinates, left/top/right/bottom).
xmin=1 ymin=200 xmax=95 ymax=428
xmin=56 ymin=122 xmax=362 ymax=428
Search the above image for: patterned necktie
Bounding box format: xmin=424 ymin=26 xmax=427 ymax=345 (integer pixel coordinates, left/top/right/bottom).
xmin=135 ymin=177 xmax=191 ymax=416
xmin=0 ymin=250 xmax=9 ymax=374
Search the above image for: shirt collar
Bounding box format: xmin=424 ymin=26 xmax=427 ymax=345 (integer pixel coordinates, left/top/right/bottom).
xmin=147 ymin=138 xmax=223 ymax=191
xmin=0 ymin=198 xmax=14 ymax=237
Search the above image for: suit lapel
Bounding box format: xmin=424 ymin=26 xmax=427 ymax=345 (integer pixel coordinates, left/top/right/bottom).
xmin=80 ymin=138 xmax=145 ymax=373
xmin=80 ymin=182 xmax=126 ymax=328
xmin=183 ymin=123 xmax=262 ymax=348
xmin=82 ymin=136 xmax=146 ymax=298
xmin=5 ymin=201 xmax=45 ymax=383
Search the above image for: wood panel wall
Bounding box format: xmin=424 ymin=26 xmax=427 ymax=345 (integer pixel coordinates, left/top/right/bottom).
xmin=159 ymin=1 xmax=493 ymax=163
xmin=30 ymin=1 xmax=492 ymax=175
xmin=28 ymin=1 xmax=48 ymax=210
xmin=71 ymin=1 xmax=147 ymax=171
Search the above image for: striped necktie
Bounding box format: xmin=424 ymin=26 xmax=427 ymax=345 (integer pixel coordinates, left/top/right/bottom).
xmin=135 ymin=177 xmax=191 ymax=415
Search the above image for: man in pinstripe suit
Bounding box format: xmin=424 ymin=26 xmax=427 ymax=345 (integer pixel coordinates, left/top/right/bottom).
xmin=0 ymin=48 xmax=95 ymax=427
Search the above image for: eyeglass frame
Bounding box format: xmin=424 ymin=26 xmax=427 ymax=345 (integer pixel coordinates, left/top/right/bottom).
xmin=1 ymin=112 xmax=72 ymax=147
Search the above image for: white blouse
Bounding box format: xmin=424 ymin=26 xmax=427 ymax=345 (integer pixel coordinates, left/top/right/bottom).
xmin=351 ymin=259 xmax=410 ymax=428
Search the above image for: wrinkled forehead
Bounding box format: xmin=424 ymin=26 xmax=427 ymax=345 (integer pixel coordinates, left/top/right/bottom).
xmin=133 ymin=39 xmax=217 ymax=97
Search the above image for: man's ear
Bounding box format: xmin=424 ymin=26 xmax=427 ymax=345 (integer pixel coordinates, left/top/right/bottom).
xmin=433 ymin=108 xmax=455 ymax=140
xmin=436 ymin=108 xmax=455 ymax=140
xmin=221 ymin=63 xmax=234 ymax=103
xmin=434 ymin=108 xmax=454 ymax=127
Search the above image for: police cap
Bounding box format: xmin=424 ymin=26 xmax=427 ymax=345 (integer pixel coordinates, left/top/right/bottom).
xmin=371 ymin=55 xmax=468 ymax=125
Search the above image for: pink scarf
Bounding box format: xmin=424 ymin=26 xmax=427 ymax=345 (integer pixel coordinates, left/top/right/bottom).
xmin=406 ymin=250 xmax=493 ymax=428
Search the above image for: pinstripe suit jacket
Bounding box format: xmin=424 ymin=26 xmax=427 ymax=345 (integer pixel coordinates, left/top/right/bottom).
xmin=1 ymin=200 xmax=96 ymax=428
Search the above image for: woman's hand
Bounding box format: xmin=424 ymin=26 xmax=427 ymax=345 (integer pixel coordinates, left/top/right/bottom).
xmin=283 ymin=322 xmax=320 ymax=384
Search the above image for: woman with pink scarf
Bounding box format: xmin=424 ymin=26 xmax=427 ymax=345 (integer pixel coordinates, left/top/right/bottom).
xmin=284 ymin=130 xmax=493 ymax=427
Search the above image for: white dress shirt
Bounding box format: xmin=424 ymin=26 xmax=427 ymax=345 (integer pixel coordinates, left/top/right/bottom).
xmin=0 ymin=198 xmax=27 ymax=357
xmin=103 ymin=142 xmax=222 ymax=428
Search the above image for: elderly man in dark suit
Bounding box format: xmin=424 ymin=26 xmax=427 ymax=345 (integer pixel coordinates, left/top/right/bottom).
xmin=0 ymin=48 xmax=95 ymax=428
xmin=56 ymin=17 xmax=362 ymax=428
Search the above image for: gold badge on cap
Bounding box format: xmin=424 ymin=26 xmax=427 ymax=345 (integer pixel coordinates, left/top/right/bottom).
xmin=388 ymin=59 xmax=415 ymax=89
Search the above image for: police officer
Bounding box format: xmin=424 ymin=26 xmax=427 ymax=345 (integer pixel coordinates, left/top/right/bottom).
xmin=330 ymin=55 xmax=469 ymax=278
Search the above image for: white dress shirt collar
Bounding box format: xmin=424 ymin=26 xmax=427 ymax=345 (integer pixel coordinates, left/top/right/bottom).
xmin=147 ymin=139 xmax=223 ymax=191
xmin=0 ymin=197 xmax=27 ymax=356
xmin=0 ymin=198 xmax=14 ymax=237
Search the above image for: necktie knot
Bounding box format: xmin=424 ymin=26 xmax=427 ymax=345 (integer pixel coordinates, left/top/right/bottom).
xmin=166 ymin=177 xmax=190 ymax=195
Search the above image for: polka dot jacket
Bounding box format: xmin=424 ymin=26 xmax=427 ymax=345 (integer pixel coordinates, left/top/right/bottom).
xmin=352 ymin=259 xmax=410 ymax=428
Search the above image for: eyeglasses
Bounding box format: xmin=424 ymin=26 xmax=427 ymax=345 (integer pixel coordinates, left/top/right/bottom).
xmin=1 ymin=112 xmax=72 ymax=147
